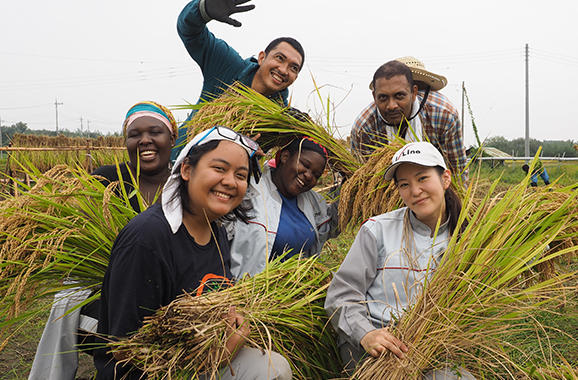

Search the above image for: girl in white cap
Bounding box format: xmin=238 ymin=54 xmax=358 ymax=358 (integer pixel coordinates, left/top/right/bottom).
xmin=94 ymin=126 xmax=291 ymax=380
xmin=325 ymin=141 xmax=475 ymax=379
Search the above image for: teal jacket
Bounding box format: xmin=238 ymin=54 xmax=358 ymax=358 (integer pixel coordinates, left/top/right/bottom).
xmin=172 ymin=0 xmax=289 ymax=161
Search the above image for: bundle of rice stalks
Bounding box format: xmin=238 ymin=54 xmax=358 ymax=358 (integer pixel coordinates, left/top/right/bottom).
xmin=338 ymin=140 xmax=468 ymax=230
xmin=350 ymin=171 xmax=578 ymax=379
xmin=338 ymin=143 xmax=400 ymax=230
xmin=0 ymin=161 xmax=146 ymax=340
xmin=111 ymin=256 xmax=342 ymax=380
xmin=176 ymin=84 xmax=360 ymax=178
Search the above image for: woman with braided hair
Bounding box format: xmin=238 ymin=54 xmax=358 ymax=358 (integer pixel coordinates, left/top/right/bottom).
xmin=226 ymin=131 xmax=340 ymax=279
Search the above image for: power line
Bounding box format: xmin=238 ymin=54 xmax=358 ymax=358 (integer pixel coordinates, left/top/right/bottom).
xmin=0 ymin=104 xmax=53 ymax=110
xmin=0 ymin=66 xmax=200 ymax=91
xmin=0 ymin=51 xmax=187 ymax=66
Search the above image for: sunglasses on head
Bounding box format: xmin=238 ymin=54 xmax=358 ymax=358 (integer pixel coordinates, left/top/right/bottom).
xmin=191 ymin=126 xmax=259 ymax=158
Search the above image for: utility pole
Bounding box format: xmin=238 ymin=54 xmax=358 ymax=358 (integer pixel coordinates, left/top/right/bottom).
xmin=55 ymin=98 xmax=63 ymax=133
xmin=461 ymin=81 xmax=465 ymax=139
xmin=80 ymin=117 xmax=84 ymax=138
xmin=524 ymin=44 xmax=530 ymax=162
xmin=87 ymin=119 xmax=90 ymax=137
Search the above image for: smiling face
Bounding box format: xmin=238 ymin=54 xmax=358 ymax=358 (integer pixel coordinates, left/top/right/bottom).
xmin=395 ymin=163 xmax=451 ymax=231
xmin=373 ymin=75 xmax=418 ymax=125
xmin=273 ymin=149 xmax=327 ymax=199
xmin=125 ymin=116 xmax=175 ymax=176
xmin=180 ymin=140 xmax=249 ymax=223
xmin=252 ymin=42 xmax=302 ymax=96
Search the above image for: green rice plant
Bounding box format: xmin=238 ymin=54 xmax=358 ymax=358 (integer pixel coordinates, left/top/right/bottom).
xmin=350 ymin=164 xmax=578 ymax=379
xmin=111 ymin=256 xmax=342 ymax=380
xmin=0 ymin=159 xmax=147 ymax=348
xmin=174 ymin=83 xmax=360 ymax=178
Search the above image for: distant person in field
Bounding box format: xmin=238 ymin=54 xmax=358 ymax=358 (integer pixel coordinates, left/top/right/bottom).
xmin=350 ymin=57 xmax=467 ymax=181
xmin=522 ymin=159 xmax=550 ymax=187
xmin=171 ymin=0 xmax=305 ymax=161
xmin=29 ymin=101 xmax=177 ymax=380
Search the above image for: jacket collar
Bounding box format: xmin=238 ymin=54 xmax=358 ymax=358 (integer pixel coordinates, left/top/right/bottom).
xmin=408 ymin=209 xmax=450 ymax=238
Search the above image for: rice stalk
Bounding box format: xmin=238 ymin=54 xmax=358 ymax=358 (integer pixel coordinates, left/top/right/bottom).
xmin=349 ymin=168 xmax=578 ymax=379
xmin=338 ymin=140 xmax=469 ymax=231
xmin=174 ymin=83 xmax=361 ymax=178
xmin=110 ymin=256 xmax=342 ymax=380
xmin=0 ymin=161 xmax=150 ymax=339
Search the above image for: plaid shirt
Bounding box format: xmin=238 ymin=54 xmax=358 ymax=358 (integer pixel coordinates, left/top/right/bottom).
xmin=350 ymin=90 xmax=468 ymax=179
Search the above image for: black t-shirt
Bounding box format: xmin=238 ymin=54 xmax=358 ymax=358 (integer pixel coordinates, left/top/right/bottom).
xmin=94 ymin=203 xmax=232 ymax=379
xmin=91 ymin=163 xmax=141 ymax=213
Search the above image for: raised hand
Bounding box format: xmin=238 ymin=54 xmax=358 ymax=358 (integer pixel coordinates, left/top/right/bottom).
xmin=204 ymin=0 xmax=255 ymax=27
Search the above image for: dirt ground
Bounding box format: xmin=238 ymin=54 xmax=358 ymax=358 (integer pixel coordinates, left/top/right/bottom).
xmin=0 ymin=305 xmax=96 ymax=380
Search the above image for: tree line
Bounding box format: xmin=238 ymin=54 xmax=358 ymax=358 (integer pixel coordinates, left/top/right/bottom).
xmin=472 ymin=136 xmax=577 ymax=157
xmin=0 ymin=122 xmax=120 ymax=147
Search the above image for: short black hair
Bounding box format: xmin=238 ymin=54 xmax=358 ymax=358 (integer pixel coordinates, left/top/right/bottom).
xmin=265 ymin=37 xmax=305 ymax=72
xmin=372 ymin=60 xmax=414 ymax=91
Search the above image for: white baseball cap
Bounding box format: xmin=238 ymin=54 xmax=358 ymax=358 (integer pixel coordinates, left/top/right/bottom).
xmin=383 ymin=142 xmax=447 ymax=181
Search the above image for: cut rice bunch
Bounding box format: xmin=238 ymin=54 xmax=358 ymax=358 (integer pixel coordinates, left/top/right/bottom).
xmin=338 ymin=139 xmax=468 ymax=231
xmin=350 ymin=169 xmax=578 ymax=379
xmin=111 ymin=255 xmax=342 ymax=380
xmin=176 ymin=83 xmax=360 ymax=178
xmin=338 ymin=143 xmax=400 ymax=230
xmin=0 ymin=160 xmax=149 ymax=345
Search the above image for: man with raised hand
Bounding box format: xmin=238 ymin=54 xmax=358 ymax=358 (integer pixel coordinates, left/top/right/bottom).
xmin=350 ymin=57 xmax=467 ymax=181
xmin=172 ymin=0 xmax=305 ymax=160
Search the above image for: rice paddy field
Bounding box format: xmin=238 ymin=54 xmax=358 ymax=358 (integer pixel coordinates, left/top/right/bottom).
xmin=0 ymin=121 xmax=578 ymax=380
xmin=4 ymin=134 xmax=127 ymax=178
xmin=0 ymin=153 xmax=577 ymax=379
xmin=1 ymin=87 xmax=576 ymax=378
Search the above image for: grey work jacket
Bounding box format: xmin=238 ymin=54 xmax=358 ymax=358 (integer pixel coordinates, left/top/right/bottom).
xmin=324 ymin=208 xmax=450 ymax=349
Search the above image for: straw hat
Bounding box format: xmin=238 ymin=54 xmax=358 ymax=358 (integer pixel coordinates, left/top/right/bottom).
xmin=369 ymin=56 xmax=448 ymax=91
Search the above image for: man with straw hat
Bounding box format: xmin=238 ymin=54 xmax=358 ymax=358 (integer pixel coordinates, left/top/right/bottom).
xmin=171 ymin=0 xmax=305 ymax=161
xmin=350 ymin=57 xmax=467 ymax=181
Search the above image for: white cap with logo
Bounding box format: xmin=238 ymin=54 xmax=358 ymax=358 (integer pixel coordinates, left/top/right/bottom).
xmin=383 ymin=142 xmax=447 ymax=181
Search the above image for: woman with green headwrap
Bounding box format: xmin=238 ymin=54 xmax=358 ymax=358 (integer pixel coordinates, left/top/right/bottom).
xmin=29 ymin=101 xmax=178 ymax=380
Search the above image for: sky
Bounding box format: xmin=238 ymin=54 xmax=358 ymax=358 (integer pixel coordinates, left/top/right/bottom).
xmin=2 ymin=0 xmax=578 ymax=149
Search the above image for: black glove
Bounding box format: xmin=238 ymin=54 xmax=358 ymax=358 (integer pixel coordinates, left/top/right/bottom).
xmin=203 ymin=0 xmax=255 ymax=27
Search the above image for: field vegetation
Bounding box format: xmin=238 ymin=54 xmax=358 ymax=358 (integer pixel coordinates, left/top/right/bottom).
xmin=0 ymin=105 xmax=577 ymax=380
xmin=0 ymin=161 xmax=576 ymax=379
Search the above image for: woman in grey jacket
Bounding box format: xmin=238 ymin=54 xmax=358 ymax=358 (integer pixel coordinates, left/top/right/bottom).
xmin=325 ymin=141 xmax=474 ymax=379
xmin=227 ymin=136 xmax=340 ymax=279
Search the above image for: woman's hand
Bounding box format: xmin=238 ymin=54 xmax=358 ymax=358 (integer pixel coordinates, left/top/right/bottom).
xmin=223 ymin=306 xmax=250 ymax=361
xmin=360 ymin=327 xmax=408 ymax=359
